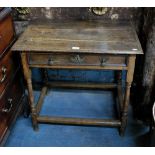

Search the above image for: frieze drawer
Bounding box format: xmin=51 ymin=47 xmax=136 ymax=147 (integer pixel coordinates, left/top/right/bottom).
xmin=28 ymin=53 xmax=127 ymax=67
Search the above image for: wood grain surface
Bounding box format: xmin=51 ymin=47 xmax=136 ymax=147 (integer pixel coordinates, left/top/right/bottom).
xmin=12 ymin=20 xmax=143 ymax=54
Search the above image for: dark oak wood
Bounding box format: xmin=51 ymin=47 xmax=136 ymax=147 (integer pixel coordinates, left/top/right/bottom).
xmin=120 ymin=55 xmax=136 ymax=136
xmin=12 ymin=20 xmax=143 ymax=136
xmin=12 ymin=21 xmax=143 ymax=55
xmin=47 ymin=81 xmax=117 ymax=89
xmin=0 ymin=70 xmax=24 ymax=144
xmin=0 ymin=8 xmax=25 ymax=146
xmin=29 ymin=64 xmax=128 ymax=70
xmin=117 ymin=71 xmax=123 ymax=113
xmin=117 ymin=85 xmax=124 ymax=113
xmin=0 ymin=15 xmax=14 ymax=55
xmin=36 ymin=86 xmax=47 ymax=114
xmin=28 ymin=53 xmax=127 ymax=67
xmin=0 ymin=51 xmax=17 ymax=97
xmin=37 ymin=116 xmax=121 ymax=127
xmin=21 ymin=53 xmax=38 ymax=131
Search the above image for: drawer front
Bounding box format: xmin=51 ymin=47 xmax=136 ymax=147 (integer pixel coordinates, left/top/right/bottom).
xmin=0 ymin=72 xmax=23 ymax=142
xmin=28 ymin=53 xmax=126 ymax=67
xmin=0 ymin=51 xmax=16 ymax=96
xmin=0 ymin=15 xmax=14 ymax=54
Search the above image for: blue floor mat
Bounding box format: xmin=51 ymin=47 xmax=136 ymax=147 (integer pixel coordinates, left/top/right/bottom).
xmin=5 ymin=89 xmax=149 ymax=147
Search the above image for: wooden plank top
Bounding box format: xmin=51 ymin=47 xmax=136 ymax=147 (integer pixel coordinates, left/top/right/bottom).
xmin=12 ymin=20 xmax=143 ymax=54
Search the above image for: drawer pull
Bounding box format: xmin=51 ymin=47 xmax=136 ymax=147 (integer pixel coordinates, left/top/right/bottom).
xmin=2 ymin=98 xmax=13 ymax=113
xmin=0 ymin=66 xmax=7 ymax=83
xmin=48 ymin=57 xmax=54 ymax=65
xmin=70 ymin=55 xmax=84 ymax=64
xmin=48 ymin=57 xmax=59 ymax=65
xmin=101 ymin=57 xmax=108 ymax=66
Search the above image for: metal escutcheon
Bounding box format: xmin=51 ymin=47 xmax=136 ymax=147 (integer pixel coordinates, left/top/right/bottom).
xmin=70 ymin=55 xmax=84 ymax=64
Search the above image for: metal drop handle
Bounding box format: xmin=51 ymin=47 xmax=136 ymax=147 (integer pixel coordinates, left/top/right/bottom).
xmin=0 ymin=66 xmax=7 ymax=83
xmin=2 ymin=98 xmax=13 ymax=113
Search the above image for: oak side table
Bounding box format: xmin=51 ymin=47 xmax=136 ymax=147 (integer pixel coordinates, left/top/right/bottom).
xmin=12 ymin=20 xmax=143 ymax=136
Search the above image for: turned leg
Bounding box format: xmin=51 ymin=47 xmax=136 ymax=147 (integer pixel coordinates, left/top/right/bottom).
xmin=116 ymin=70 xmax=123 ymax=112
xmin=117 ymin=70 xmax=122 ymax=85
xmin=119 ymin=82 xmax=131 ymax=136
xmin=21 ymin=52 xmax=38 ymax=131
xmin=119 ymin=55 xmax=136 ymax=136
xmin=41 ymin=68 xmax=49 ymax=85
